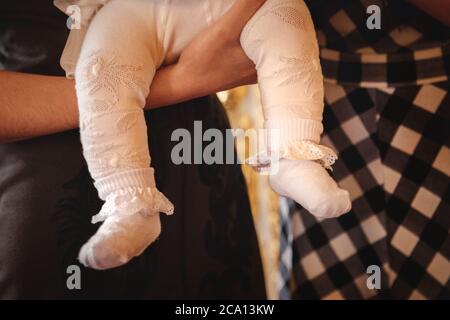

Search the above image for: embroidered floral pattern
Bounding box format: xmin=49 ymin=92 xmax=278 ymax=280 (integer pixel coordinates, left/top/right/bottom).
xmin=83 ymin=141 xmax=118 ymax=159
xmin=74 ymin=48 xmax=175 ymax=236
xmin=264 ymin=54 xmax=322 ymax=105
xmin=270 ymin=6 xmax=306 ymax=30
xmin=116 ymin=111 xmax=140 ymax=133
xmin=80 ymin=116 xmax=104 ymax=138
xmin=77 ymin=51 xmax=151 ymax=179
xmin=79 ymin=51 xmax=146 ymax=104
xmin=85 ymin=148 xmax=149 ymax=177
xmin=86 ymin=99 xmax=112 ymax=113
xmin=273 ymin=55 xmax=320 ymax=88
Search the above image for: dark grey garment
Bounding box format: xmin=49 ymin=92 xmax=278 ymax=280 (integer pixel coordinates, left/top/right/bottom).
xmin=0 ymin=1 xmax=266 ymax=299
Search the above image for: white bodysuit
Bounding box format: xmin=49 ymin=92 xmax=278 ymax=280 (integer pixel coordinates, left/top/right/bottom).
xmin=55 ymin=0 xmax=351 ymax=270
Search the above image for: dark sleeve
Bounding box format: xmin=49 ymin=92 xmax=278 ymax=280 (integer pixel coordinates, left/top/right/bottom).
xmin=0 ymin=1 xmax=69 ymax=75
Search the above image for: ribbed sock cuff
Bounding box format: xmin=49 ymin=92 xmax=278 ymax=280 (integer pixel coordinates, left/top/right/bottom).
xmin=265 ymin=118 xmax=323 ymax=150
xmin=94 ymin=168 xmax=156 ymax=200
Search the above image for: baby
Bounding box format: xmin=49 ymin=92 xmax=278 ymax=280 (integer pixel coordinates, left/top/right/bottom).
xmin=55 ymin=0 xmax=351 ymax=270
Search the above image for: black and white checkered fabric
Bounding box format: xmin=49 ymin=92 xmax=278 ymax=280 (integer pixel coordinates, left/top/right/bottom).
xmin=307 ymin=0 xmax=450 ymax=53
xmin=308 ymin=0 xmax=450 ymax=87
xmin=278 ymin=0 xmax=450 ymax=300
xmin=289 ymin=81 xmax=449 ymax=300
xmin=278 ymin=198 xmax=293 ymax=300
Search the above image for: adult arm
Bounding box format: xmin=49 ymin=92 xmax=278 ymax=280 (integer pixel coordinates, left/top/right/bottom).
xmin=0 ymin=0 xmax=266 ymax=143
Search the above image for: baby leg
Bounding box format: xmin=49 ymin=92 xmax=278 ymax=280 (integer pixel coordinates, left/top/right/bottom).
xmin=241 ymin=0 xmax=351 ymax=219
xmin=75 ymin=0 xmax=173 ymax=269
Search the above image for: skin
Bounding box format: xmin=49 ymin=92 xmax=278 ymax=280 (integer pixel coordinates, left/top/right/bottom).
xmin=406 ymin=0 xmax=450 ymax=26
xmin=0 ymin=0 xmax=267 ymax=143
xmin=1 ymin=0 xmax=447 ymax=142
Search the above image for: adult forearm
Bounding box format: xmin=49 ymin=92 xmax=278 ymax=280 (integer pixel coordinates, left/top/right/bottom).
xmin=0 ymin=67 xmax=204 ymax=143
xmin=0 ymin=63 xmax=255 ymax=143
xmin=148 ymin=63 xmax=236 ymax=109
xmin=407 ymin=0 xmax=450 ymax=26
xmin=0 ymin=0 xmax=264 ymax=143
xmin=149 ymin=55 xmax=255 ymax=109
xmin=0 ymin=71 xmax=78 ymax=143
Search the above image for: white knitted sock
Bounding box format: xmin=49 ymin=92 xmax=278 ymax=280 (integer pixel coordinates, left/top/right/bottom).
xmin=78 ymin=169 xmax=174 ymax=269
xmin=241 ymin=0 xmax=351 ymax=218
xmin=270 ymin=159 xmax=351 ymax=219
xmin=72 ymin=1 xmax=173 ymax=269
xmin=79 ymin=212 xmax=162 ymax=270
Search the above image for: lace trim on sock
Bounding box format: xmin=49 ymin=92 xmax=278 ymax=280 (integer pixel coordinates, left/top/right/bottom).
xmin=247 ymin=140 xmax=338 ymax=171
xmin=92 ymin=186 xmax=174 ymax=224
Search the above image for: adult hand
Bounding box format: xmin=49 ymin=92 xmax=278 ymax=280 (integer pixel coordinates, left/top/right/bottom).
xmin=147 ymin=0 xmax=267 ymax=108
xmin=0 ymin=0 xmax=267 ymax=142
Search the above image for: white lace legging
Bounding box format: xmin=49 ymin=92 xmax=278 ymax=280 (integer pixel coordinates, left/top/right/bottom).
xmin=72 ymin=0 xmax=330 ymax=221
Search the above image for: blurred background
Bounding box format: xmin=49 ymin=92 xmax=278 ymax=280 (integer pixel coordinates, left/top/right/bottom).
xmin=219 ymin=86 xmax=281 ymax=300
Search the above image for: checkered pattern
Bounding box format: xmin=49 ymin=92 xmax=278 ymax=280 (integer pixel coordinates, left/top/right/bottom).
xmin=306 ymin=0 xmax=450 ymax=53
xmin=288 ymin=81 xmax=449 ymax=300
xmin=320 ymin=43 xmax=450 ymax=88
xmin=276 ymin=0 xmax=450 ymax=300
xmin=277 ymin=197 xmax=293 ymax=300
xmin=306 ymin=0 xmax=450 ymax=87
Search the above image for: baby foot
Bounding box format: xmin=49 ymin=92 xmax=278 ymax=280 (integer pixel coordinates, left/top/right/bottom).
xmin=78 ymin=212 xmax=161 ymax=270
xmin=269 ymin=159 xmax=351 ymax=219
